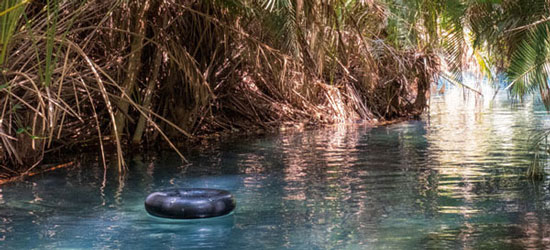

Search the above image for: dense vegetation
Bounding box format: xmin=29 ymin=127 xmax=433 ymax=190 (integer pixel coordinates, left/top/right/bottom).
xmin=0 ymin=0 xmax=549 ymax=178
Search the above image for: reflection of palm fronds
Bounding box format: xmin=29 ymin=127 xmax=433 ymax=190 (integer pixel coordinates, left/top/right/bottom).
xmin=528 ymin=129 xmax=550 ymax=180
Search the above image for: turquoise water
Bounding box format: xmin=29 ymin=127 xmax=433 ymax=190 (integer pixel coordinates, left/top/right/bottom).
xmin=2 ymin=91 xmax=550 ymax=249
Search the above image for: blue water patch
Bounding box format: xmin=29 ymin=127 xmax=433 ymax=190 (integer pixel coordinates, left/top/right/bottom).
xmin=1 ymin=92 xmax=550 ymax=249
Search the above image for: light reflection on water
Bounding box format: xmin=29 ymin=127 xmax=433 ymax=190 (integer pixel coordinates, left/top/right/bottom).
xmin=2 ymin=91 xmax=550 ymax=249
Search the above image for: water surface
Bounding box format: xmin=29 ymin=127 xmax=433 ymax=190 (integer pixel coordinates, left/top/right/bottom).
xmin=2 ymin=90 xmax=550 ymax=249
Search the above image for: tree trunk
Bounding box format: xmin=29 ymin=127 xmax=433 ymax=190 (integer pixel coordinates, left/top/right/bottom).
xmin=113 ymin=1 xmax=149 ymax=139
xmin=131 ymin=48 xmax=162 ymax=145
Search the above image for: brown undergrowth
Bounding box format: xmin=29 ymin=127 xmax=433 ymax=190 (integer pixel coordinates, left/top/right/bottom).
xmin=0 ymin=0 xmax=439 ymax=178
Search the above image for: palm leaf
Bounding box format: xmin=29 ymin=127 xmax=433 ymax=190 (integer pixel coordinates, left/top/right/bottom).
xmin=506 ymin=22 xmax=550 ymax=107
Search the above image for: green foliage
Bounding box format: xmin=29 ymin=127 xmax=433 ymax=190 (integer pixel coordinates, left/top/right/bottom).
xmin=382 ymin=0 xmax=550 ymax=178
xmin=0 ymin=0 xmax=28 ymax=66
xmin=508 ymin=22 xmax=550 ymax=106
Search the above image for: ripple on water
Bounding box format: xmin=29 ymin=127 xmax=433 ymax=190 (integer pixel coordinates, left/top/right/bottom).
xmin=2 ymin=92 xmax=550 ymax=249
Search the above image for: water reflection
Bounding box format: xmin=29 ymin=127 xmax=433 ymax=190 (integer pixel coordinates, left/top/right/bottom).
xmin=2 ymin=91 xmax=550 ymax=248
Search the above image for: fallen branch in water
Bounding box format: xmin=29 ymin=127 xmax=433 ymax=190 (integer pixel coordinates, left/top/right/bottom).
xmin=0 ymin=161 xmax=74 ymax=186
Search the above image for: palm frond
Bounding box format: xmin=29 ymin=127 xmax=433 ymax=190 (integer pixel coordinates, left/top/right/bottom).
xmin=506 ymin=22 xmax=550 ymax=107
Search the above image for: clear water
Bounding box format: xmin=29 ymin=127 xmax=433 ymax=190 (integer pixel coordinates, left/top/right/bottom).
xmin=3 ymin=91 xmax=550 ymax=249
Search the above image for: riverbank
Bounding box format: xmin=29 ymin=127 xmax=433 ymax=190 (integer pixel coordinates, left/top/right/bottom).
xmin=0 ymin=114 xmax=423 ymax=183
xmin=0 ymin=1 xmax=438 ymax=175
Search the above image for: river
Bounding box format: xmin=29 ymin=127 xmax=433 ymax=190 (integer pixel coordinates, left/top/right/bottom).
xmin=1 ymin=87 xmax=550 ymax=249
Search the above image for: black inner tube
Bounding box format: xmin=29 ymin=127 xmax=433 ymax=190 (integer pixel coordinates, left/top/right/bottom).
xmin=145 ymin=188 xmax=236 ymax=219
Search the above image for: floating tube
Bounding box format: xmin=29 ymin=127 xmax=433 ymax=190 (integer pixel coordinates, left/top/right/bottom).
xmin=145 ymin=188 xmax=236 ymax=219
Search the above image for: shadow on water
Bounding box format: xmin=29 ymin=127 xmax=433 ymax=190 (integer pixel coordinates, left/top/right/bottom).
xmin=2 ymin=91 xmax=550 ymax=248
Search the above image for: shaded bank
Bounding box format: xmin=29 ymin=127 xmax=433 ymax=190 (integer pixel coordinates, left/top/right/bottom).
xmin=0 ymin=1 xmax=438 ymax=176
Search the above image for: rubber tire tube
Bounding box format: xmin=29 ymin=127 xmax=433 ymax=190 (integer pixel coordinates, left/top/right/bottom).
xmin=145 ymin=188 xmax=236 ymax=219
